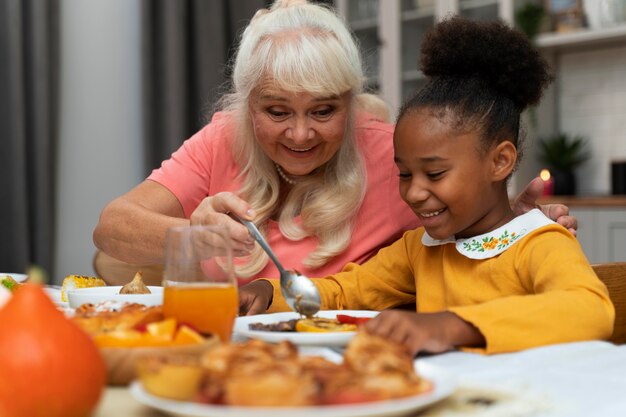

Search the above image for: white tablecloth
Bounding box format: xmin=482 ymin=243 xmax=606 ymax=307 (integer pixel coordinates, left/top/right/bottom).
xmin=418 ymin=341 xmax=626 ymax=417
xmin=95 ymin=341 xmax=626 ymax=417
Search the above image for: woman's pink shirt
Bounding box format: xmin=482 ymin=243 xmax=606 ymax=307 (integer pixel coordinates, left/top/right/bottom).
xmin=148 ymin=112 xmax=419 ymax=285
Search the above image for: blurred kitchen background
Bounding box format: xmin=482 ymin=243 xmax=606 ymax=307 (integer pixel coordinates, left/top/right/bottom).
xmin=1 ymin=0 xmax=625 ymax=284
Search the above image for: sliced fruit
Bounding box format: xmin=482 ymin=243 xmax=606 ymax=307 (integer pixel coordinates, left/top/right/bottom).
xmin=146 ymin=318 xmax=177 ymax=340
xmin=172 ymin=325 xmax=205 ymax=345
xmin=94 ymin=330 xmax=145 ymax=348
xmin=296 ymin=318 xmax=357 ymax=333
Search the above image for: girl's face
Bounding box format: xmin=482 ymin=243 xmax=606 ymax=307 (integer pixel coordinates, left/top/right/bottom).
xmin=249 ymin=87 xmax=351 ymax=177
xmin=394 ymin=109 xmax=513 ymax=240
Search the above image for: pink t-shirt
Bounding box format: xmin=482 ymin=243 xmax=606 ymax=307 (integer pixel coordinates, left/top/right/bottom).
xmin=148 ymin=112 xmax=419 ymax=285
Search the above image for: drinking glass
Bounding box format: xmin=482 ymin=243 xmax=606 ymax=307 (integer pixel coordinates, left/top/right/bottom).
xmin=162 ymin=225 xmax=238 ymax=342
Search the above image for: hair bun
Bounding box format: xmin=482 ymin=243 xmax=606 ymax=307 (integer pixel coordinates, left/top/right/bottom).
xmin=420 ymin=17 xmax=552 ymax=110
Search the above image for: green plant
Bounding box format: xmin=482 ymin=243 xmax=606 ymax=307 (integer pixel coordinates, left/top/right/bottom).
xmin=515 ymin=3 xmax=546 ymax=40
xmin=538 ymin=133 xmax=591 ymax=171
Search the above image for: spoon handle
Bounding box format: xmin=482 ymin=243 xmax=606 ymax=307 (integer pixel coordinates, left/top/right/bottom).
xmin=231 ymin=214 xmax=286 ymax=272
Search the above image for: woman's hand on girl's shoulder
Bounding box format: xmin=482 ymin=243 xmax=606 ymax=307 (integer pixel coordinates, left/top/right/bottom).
xmin=511 ymin=177 xmax=577 ymax=235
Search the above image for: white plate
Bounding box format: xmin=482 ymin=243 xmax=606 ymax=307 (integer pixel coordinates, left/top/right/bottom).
xmin=44 ymin=286 xmax=68 ymax=307
xmin=233 ymin=310 xmax=379 ymax=347
xmin=129 ymin=354 xmax=456 ymax=417
xmin=67 ymin=285 xmax=163 ymax=308
xmin=0 ymin=273 xmax=28 ymax=282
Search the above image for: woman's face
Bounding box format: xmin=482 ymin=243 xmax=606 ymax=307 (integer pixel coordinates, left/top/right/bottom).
xmin=394 ymin=109 xmax=505 ymax=240
xmin=249 ymin=86 xmax=351 ymax=177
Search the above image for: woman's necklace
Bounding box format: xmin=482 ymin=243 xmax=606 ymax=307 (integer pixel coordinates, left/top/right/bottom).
xmin=275 ymin=163 xmax=297 ymax=185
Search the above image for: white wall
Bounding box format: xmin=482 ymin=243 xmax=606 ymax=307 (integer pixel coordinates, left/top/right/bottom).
xmin=55 ymin=0 xmax=143 ymax=284
xmin=558 ymin=46 xmax=626 ymax=195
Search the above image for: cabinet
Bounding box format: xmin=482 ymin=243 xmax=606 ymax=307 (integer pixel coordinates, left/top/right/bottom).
xmin=336 ymin=0 xmax=516 ymax=117
xmin=572 ymin=207 xmax=626 ymax=263
xmin=539 ymin=197 xmax=626 ymax=263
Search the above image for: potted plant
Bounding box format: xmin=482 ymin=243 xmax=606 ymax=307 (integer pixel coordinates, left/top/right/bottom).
xmin=515 ymin=2 xmax=547 ymax=40
xmin=538 ymin=133 xmax=591 ymax=195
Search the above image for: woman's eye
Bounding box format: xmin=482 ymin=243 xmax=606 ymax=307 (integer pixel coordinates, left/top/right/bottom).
xmin=312 ymin=107 xmax=334 ymax=119
xmin=398 ymin=172 xmax=412 ymax=180
xmin=267 ymin=109 xmax=289 ymax=119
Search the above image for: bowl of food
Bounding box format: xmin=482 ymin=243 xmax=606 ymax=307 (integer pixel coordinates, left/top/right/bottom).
xmin=72 ymin=302 xmax=220 ymax=385
xmin=68 ymin=286 xmax=163 ymax=309
xmin=67 ymin=272 xmax=163 ymax=308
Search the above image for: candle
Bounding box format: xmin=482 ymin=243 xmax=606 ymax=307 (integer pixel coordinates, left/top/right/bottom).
xmin=540 ymin=169 xmax=554 ymax=196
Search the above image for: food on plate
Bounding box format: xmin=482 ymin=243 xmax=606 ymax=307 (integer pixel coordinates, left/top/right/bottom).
xmin=0 ymin=275 xmax=21 ymax=292
xmin=136 ymin=354 xmax=208 ymax=401
xmin=61 ymin=275 xmax=106 ymax=302
xmin=336 ymin=314 xmax=372 ymax=325
xmin=138 ymin=332 xmax=432 ymax=406
xmin=248 ymin=314 xmax=371 ymax=333
xmin=119 ymin=271 xmax=151 ymax=294
xmin=73 ymin=302 xmax=164 ymax=335
xmin=72 ymin=300 xmax=219 ymax=386
xmin=72 ymin=302 xmax=207 ymax=347
xmin=296 ymin=317 xmax=357 ymax=332
xmin=248 ymin=318 xmax=299 ymax=332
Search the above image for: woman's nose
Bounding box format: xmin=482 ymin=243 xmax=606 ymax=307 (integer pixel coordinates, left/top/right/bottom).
xmin=286 ymin=117 xmax=314 ymax=142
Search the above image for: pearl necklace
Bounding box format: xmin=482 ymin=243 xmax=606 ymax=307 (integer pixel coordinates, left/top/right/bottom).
xmin=275 ymin=163 xmax=297 ymax=185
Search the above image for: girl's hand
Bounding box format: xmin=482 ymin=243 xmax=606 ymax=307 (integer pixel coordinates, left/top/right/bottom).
xmin=239 ymin=280 xmax=274 ymax=316
xmin=189 ymin=192 xmax=257 ymax=256
xmin=512 ymin=177 xmax=578 ymax=235
xmin=364 ymin=310 xmax=485 ymax=356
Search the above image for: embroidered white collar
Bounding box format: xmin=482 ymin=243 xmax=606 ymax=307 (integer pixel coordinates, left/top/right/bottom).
xmin=421 ymin=209 xmax=555 ymax=260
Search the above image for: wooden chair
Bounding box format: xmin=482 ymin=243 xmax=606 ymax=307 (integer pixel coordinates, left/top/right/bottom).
xmin=92 ymin=250 xmax=164 ymax=286
xmin=592 ymin=262 xmax=626 ymax=344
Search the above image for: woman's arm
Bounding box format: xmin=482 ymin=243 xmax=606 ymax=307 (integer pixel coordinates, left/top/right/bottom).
xmin=93 ymin=180 xmax=188 ymax=265
xmin=93 ymin=181 xmax=257 ymax=266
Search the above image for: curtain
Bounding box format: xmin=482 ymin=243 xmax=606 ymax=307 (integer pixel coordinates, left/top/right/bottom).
xmin=141 ymin=0 xmax=269 ymax=172
xmin=0 ymin=0 xmax=59 ymax=275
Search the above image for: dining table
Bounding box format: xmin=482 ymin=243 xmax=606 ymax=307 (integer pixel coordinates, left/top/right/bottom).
xmin=93 ymin=339 xmax=626 ymax=417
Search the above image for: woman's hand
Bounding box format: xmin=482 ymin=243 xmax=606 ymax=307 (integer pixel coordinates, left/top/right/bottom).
xmin=239 ymin=280 xmax=274 ymax=316
xmin=190 ymin=192 xmax=257 ymax=256
xmin=512 ymin=177 xmax=578 ymax=235
xmin=364 ymin=310 xmax=485 ymax=356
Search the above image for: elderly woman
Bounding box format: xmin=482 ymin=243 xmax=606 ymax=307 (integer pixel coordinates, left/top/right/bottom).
xmin=93 ymin=0 xmax=575 ymax=286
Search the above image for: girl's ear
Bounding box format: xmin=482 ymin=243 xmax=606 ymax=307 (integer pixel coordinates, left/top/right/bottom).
xmin=491 ymin=141 xmax=517 ymax=181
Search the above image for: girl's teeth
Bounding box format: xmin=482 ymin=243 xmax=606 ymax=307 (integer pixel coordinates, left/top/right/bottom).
xmin=421 ymin=209 xmax=443 ymax=218
xmin=288 ymin=146 xmax=313 ymax=152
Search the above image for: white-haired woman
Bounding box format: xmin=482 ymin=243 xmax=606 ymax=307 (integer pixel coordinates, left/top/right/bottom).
xmin=93 ymin=0 xmax=575 ymax=286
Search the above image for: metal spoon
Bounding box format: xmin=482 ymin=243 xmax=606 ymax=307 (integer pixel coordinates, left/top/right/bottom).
xmin=232 ymin=215 xmax=321 ymax=317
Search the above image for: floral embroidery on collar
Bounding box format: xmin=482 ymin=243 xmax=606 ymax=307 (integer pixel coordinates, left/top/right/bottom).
xmin=421 ymin=209 xmax=555 ymax=259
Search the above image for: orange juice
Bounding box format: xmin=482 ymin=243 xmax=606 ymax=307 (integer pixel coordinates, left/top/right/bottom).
xmin=162 ymin=283 xmax=238 ymax=342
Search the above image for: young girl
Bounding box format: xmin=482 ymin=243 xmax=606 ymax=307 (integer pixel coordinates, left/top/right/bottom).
xmin=239 ymin=17 xmax=614 ymax=355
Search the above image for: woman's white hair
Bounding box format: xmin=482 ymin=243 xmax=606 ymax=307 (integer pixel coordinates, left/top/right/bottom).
xmin=219 ymin=0 xmax=367 ymax=278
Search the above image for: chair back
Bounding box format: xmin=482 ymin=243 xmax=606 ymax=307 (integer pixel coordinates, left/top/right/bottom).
xmin=592 ymin=262 xmax=626 ymax=344
xmin=92 ymin=250 xmax=164 ymax=286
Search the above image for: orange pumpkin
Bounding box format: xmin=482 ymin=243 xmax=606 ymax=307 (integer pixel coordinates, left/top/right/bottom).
xmin=0 ymin=284 xmax=106 ymax=417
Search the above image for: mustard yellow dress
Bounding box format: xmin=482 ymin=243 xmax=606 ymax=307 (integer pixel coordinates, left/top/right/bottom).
xmin=266 ymin=209 xmax=614 ymax=353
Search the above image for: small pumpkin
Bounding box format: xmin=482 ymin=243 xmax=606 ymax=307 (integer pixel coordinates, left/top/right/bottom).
xmin=0 ymin=284 xmax=106 ymax=417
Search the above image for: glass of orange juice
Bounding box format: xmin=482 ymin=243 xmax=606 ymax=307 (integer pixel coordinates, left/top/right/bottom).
xmin=162 ymin=225 xmax=238 ymax=342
